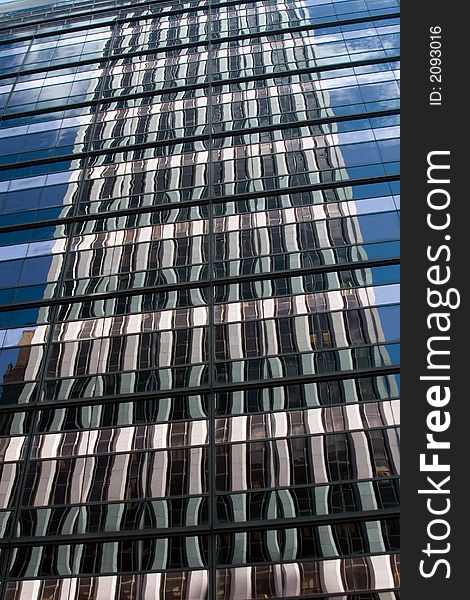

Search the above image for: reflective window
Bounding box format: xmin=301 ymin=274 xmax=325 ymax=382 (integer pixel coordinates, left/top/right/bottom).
xmin=0 ymin=0 xmax=399 ymax=596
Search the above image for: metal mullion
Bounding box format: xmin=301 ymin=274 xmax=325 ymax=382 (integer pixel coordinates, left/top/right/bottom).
xmin=11 ymin=392 xmax=399 ymax=433
xmin=0 ymin=421 xmax=399 ymax=473
xmin=0 ymin=167 xmax=400 ymax=236
xmin=11 ymin=346 xmax=401 ymax=392
xmin=0 ymin=0 xmax=177 ymax=36
xmin=0 ymin=6 xmax=399 ymax=50
xmin=0 ymin=37 xmax=210 ymax=82
xmin=8 ymin=0 xmax=212 ymax=32
xmin=0 ymin=107 xmax=400 ymax=175
xmin=0 ymin=475 xmax=398 ymax=512
xmin=207 ymin=2 xmax=218 ymax=597
xmin=212 ymin=341 xmax=400 ymax=370
xmin=0 ymin=0 xmax=350 ymax=34
xmin=62 ymin=294 xmax=400 ymax=344
xmin=3 ymin=274 xmax=400 ymax=337
xmin=0 ymin=303 xmax=401 ymax=366
xmin=0 ymin=256 xmax=401 ymax=314
xmin=0 ymin=0 xmax=210 ymax=47
xmin=15 ymin=491 xmax=211 ymax=510
xmin=8 ymin=507 xmax=399 ymax=547
xmin=51 ymin=12 xmax=403 ymax=63
xmin=0 ymin=54 xmax=400 ymax=118
xmin=0 ymin=365 xmax=400 ymax=416
xmin=0 ymin=549 xmax=400 ymax=582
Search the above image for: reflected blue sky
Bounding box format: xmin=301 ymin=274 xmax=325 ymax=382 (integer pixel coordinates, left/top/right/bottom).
xmin=378 ymin=305 xmax=400 ymax=342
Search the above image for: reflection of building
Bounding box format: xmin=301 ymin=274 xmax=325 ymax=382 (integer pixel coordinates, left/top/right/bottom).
xmin=2 ymin=331 xmax=35 ymax=385
xmin=0 ymin=1 xmax=399 ymax=599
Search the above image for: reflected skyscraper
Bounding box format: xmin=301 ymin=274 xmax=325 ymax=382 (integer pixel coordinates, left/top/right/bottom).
xmin=0 ymin=1 xmax=400 ymax=599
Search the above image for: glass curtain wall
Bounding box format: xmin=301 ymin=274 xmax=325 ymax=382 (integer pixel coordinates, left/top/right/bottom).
xmin=0 ymin=1 xmax=400 ymax=598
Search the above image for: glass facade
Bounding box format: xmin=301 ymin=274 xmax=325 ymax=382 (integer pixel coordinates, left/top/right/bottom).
xmin=0 ymin=0 xmax=400 ymax=598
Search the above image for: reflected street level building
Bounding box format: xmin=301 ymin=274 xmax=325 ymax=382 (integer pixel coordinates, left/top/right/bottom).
xmin=0 ymin=0 xmax=400 ymax=599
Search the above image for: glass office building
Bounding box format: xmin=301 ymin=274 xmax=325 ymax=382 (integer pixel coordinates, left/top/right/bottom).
xmin=0 ymin=0 xmax=400 ymax=598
